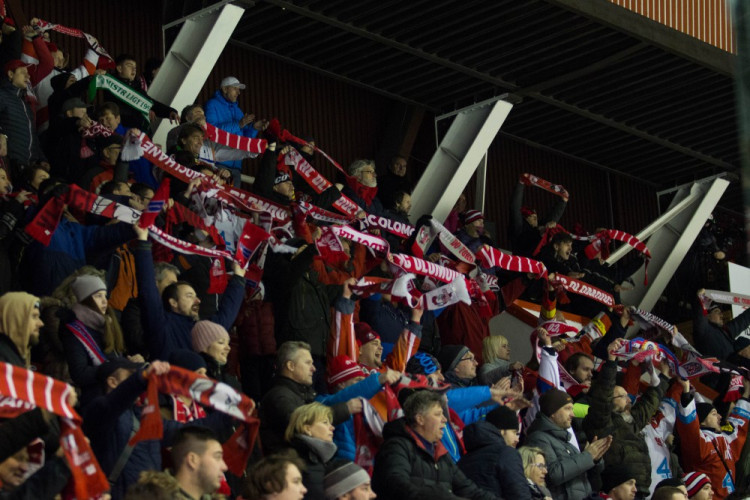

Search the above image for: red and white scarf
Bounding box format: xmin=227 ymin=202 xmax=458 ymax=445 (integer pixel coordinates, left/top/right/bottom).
xmin=549 ymin=274 xmax=615 ymax=308
xmin=0 ymin=363 xmax=109 ymax=499
xmin=35 ymin=19 xmax=113 ymax=62
xmin=284 ymin=148 xmax=361 ymax=217
xmin=476 ymin=245 xmax=548 ymax=279
xmin=412 ymin=218 xmax=475 ymax=265
xmin=129 ymin=366 xmax=258 ymax=476
xmin=519 ymin=173 xmax=569 ymax=201
xmin=204 ymin=122 xmax=266 ymax=154
xmin=584 ymin=229 xmax=651 ymax=284
xmin=315 ymin=226 xmax=350 ymax=265
xmin=702 ymin=289 xmax=750 ymax=308
xmin=361 ymin=213 xmax=414 ymax=239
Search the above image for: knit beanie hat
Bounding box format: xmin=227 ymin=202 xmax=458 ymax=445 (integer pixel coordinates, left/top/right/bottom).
xmin=324 ymin=462 xmax=370 ymax=500
xmin=71 ymin=275 xmax=107 ymax=303
xmin=327 ymin=355 xmax=366 ymax=389
xmin=406 ymin=352 xmax=441 ymax=375
xmin=191 ymin=320 xmax=229 ymax=353
xmin=521 ymin=206 xmax=537 ymax=218
xmin=601 ymin=464 xmax=637 ymax=493
xmin=486 ymin=405 xmax=519 ymax=431
xmin=683 ymin=472 xmax=710 ymax=497
xmin=696 ymin=402 xmax=715 ymax=424
xmin=539 ymin=388 xmax=573 ymax=417
xmin=354 ymin=322 xmax=380 ymax=347
xmin=169 ymin=349 xmax=207 ymax=372
xmin=274 ymin=171 xmax=291 ymax=185
xmin=463 ymin=210 xmax=483 ymax=225
xmin=438 ymin=345 xmax=470 ymax=374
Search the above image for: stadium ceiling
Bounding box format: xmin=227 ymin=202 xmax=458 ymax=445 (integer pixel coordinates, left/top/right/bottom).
xmin=181 ymin=0 xmax=742 ymax=211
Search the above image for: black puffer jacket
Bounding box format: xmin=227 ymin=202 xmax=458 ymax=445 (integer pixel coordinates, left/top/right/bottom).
xmin=458 ymin=420 xmax=530 ymax=499
xmin=0 ymin=79 xmax=46 ymax=165
xmin=372 ymin=418 xmax=500 ymax=500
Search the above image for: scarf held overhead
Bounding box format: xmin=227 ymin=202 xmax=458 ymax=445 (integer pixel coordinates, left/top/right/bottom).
xmin=0 ymin=363 xmax=109 ymax=499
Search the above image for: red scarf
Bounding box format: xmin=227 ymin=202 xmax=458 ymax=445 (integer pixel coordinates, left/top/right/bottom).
xmin=519 ymin=172 xmax=569 ymax=201
xmin=203 ymin=123 xmax=266 ymax=154
xmin=345 ymin=175 xmax=378 ymax=206
xmin=129 ymin=366 xmax=258 ymax=476
xmin=0 ymin=363 xmax=109 ymax=499
xmin=584 ymin=229 xmax=651 ymax=285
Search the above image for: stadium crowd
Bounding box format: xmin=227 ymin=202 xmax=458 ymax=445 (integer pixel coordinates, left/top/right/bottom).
xmin=0 ymin=9 xmax=747 ymax=500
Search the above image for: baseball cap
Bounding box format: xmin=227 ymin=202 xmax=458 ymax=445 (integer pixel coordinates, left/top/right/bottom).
xmin=220 ymin=76 xmax=246 ymax=89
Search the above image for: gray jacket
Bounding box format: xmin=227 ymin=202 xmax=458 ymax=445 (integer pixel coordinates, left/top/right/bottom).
xmin=524 ymin=413 xmax=594 ymax=500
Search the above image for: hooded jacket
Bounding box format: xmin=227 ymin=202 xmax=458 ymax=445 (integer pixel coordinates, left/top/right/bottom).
xmin=458 ymin=420 xmax=531 ymax=499
xmin=372 ymin=418 xmax=499 ymax=500
xmin=524 ymin=413 xmax=595 ymax=500
xmin=0 ymin=292 xmax=40 ymax=366
xmin=204 ymin=89 xmax=259 ymax=170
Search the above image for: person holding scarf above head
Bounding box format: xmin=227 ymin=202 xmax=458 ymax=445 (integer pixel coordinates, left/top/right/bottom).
xmin=60 ymin=273 xmax=143 ymax=406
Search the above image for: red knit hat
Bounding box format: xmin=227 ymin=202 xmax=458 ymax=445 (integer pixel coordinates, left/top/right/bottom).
xmin=521 ymin=206 xmax=537 ymax=218
xmin=354 ymin=322 xmax=380 ymax=347
xmin=4 ymin=59 xmax=29 ymax=74
xmin=463 ymin=210 xmax=483 ymax=224
xmin=327 ymin=355 xmax=366 ymax=389
xmin=683 ymin=472 xmax=710 ymax=497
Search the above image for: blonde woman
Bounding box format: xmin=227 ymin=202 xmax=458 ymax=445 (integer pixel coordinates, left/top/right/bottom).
xmin=518 ymin=446 xmax=553 ymax=500
xmin=285 ymin=402 xmax=338 ymax=500
xmin=478 ymin=335 xmax=524 ymax=385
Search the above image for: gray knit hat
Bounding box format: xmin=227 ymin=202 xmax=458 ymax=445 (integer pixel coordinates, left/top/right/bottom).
xmin=71 ymin=275 xmax=107 ymax=302
xmin=191 ymin=320 xmax=229 ymax=353
xmin=324 ymin=462 xmax=370 ymax=500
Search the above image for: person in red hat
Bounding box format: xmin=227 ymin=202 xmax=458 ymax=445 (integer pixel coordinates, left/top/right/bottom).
xmin=509 ymin=173 xmax=568 ymax=258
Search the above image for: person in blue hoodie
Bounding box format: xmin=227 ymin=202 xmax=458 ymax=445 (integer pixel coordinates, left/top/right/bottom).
xmin=204 ymin=76 xmax=265 ymax=186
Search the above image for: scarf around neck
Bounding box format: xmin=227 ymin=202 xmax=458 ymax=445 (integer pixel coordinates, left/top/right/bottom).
xmin=72 ymin=302 xmax=106 ymax=331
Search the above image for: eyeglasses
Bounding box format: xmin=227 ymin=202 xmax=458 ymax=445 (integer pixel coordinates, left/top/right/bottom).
xmin=534 ymin=463 xmax=547 ymax=470
xmin=360 ymin=169 xmax=376 ymax=175
xmin=460 ymin=354 xmax=476 ymax=363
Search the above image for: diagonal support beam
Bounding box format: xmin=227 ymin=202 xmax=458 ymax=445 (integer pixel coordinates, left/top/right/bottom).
xmin=409 ymin=96 xmax=513 ymax=224
xmin=149 ymin=3 xmax=246 ymax=146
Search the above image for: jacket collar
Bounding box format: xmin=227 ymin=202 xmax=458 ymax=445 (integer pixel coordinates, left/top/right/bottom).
xmin=404 ymin=424 xmax=449 ymax=462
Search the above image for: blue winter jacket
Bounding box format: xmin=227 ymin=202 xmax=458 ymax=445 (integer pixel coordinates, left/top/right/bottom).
xmin=330 ymin=373 xmax=385 ymax=461
xmin=204 ymin=90 xmax=259 ymax=170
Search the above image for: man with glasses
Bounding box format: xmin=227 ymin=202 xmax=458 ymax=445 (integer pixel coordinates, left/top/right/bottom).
xmin=438 ymin=344 xmax=479 ymax=388
xmin=583 ymin=338 xmax=671 ymax=498
xmin=342 ymin=159 xmax=384 ymax=216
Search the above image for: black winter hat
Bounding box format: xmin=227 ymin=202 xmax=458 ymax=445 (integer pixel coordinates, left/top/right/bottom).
xmin=697 ymin=402 xmax=715 ymax=424
xmin=539 ymin=388 xmax=572 ymax=417
xmin=486 ymin=405 xmax=519 ymax=431
xmin=438 ymin=345 xmax=469 ymax=374
xmin=601 ymin=464 xmax=637 ymax=493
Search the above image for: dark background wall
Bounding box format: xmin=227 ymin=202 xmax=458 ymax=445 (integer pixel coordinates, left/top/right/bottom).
xmin=20 ymin=0 xmax=659 ymax=246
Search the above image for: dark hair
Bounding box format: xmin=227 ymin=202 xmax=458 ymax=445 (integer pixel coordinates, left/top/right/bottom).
xmin=97 ymin=102 xmax=120 ymax=118
xmin=130 ymin=182 xmax=154 ymax=198
xmin=181 ymin=104 xmax=202 ymax=123
xmin=244 ymin=451 xmax=306 ymax=499
xmin=21 ymin=163 xmax=49 ymax=189
xmin=171 ymin=425 xmax=219 ymax=469
xmin=402 ymin=390 xmax=444 ymax=426
xmin=115 ymin=54 xmax=137 ymax=66
xmin=99 ymin=180 xmax=127 ymax=196
xmin=144 ymin=57 xmax=162 ymax=85
xmin=565 ymin=352 xmax=593 ymax=375
xmin=178 ymin=123 xmax=204 ymax=145
xmin=162 ymin=280 xmax=193 ymax=310
xmin=551 ymin=232 xmax=573 ymax=246
xmin=651 ymin=486 xmax=686 ymax=500
xmin=393 ymin=191 xmax=409 ymax=207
